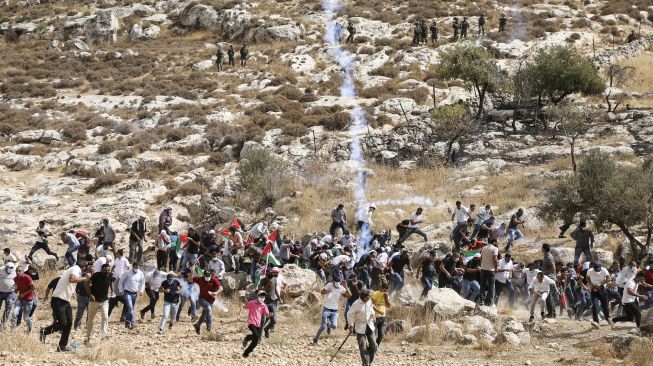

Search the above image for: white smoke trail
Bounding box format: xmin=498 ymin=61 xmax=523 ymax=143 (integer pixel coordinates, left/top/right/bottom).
xmin=509 ymin=2 xmax=527 ymax=41
xmin=371 ymin=196 xmax=443 ymax=208
xmin=322 ymin=0 xmax=372 ymax=251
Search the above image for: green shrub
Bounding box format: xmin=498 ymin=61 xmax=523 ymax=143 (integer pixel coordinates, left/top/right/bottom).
xmin=319 ymin=112 xmax=350 ymax=131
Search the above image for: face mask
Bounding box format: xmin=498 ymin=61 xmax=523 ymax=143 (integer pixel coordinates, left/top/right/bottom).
xmin=133 ymin=269 xmax=138 ymax=273
xmin=204 ymin=276 xmax=211 ymax=281
xmin=257 ymin=297 xmax=265 ymax=304
xmin=5 ymin=268 xmax=13 ymax=274
xmin=212 ymin=258 xmax=218 ymax=262
xmin=594 ymin=267 xmax=601 ymax=272
xmin=333 ymin=282 xmax=340 ymax=289
xmin=453 ymin=258 xmax=460 ymax=263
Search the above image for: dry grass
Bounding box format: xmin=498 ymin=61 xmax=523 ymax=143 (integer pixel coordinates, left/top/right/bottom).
xmin=624 ymin=338 xmax=653 ymax=365
xmin=617 ymin=53 xmax=653 ymax=95
xmin=76 ymin=342 xmax=140 ymax=363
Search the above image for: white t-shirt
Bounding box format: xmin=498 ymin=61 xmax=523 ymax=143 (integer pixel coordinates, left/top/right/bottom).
xmin=523 ymin=268 xmax=541 ymax=286
xmin=276 ymin=273 xmax=288 ymax=295
xmin=0 ymin=266 xmax=16 ymax=292
xmin=145 ymin=272 xmax=167 ymax=290
xmin=475 ymin=208 xmax=491 ymax=225
xmin=4 ymin=253 xmax=17 ymax=264
xmin=529 ymin=275 xmax=555 ymax=293
xmin=93 ymin=257 xmax=111 ymax=273
xmin=113 ymin=257 xmax=130 ymax=280
xmin=616 ymin=267 xmax=637 ymax=288
xmin=408 ymin=212 xmax=423 ymax=228
xmin=36 ymin=226 xmax=51 ymax=243
xmin=480 ymin=245 xmax=498 ymax=271
xmin=453 ymin=206 xmax=469 ymax=223
xmin=323 ymin=282 xmax=346 ymax=310
xmin=332 ymin=255 xmax=351 ymax=267
xmin=621 ymin=279 xmax=639 ymax=304
xmin=53 ymin=265 xmax=82 ymax=302
xmin=586 ymin=267 xmax=610 ymax=286
xmin=495 ymin=259 xmax=513 ymax=284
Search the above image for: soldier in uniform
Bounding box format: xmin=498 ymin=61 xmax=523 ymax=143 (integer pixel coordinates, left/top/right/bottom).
xmin=430 ymin=21 xmax=438 ymax=44
xmin=420 ymin=20 xmax=428 ymax=45
xmin=461 ymin=17 xmax=469 ymax=39
xmin=478 ymin=13 xmax=486 ymax=36
xmin=227 ymin=45 xmax=235 ymax=67
xmin=412 ymin=21 xmax=421 ymax=46
xmin=452 ymin=17 xmax=460 ymax=41
xmin=346 ymin=21 xmax=356 ymax=43
xmin=215 ymin=47 xmax=224 ymax=71
xmin=239 ymin=43 xmax=249 ymax=67
xmin=499 ymin=14 xmax=507 ymax=32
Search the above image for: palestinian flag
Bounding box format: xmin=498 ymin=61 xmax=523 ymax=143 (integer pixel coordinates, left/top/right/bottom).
xmin=193 ymin=255 xmax=204 ymax=276
xmin=218 ymin=217 xmax=241 ymax=237
xmin=463 ymin=240 xmax=485 ymax=263
xmin=267 ymin=229 xmax=278 ymax=244
xmin=253 ymin=266 xmax=266 ymax=288
xmin=261 ymin=252 xmax=281 ymax=267
xmin=170 ymin=235 xmax=183 ymax=256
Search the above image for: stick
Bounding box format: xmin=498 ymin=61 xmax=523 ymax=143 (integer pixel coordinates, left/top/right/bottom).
xmin=330 ymin=330 xmax=352 ymax=362
xmin=399 ymin=102 xmax=410 ymax=124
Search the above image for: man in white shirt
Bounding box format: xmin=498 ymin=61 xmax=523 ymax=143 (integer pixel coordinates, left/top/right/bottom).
xmin=451 ymin=201 xmax=470 ymax=224
xmin=586 ymin=261 xmax=612 ymax=327
xmin=3 ymin=248 xmax=17 ymax=264
xmin=93 ymin=254 xmax=113 ymax=274
xmin=612 ymin=273 xmax=648 ymax=327
xmin=346 ymin=289 xmax=377 ymax=366
xmin=472 ymin=205 xmax=493 ymax=238
xmin=140 ymin=269 xmax=166 ymax=320
xmin=61 ymin=232 xmax=80 ymax=267
xmin=118 ymin=261 xmax=145 ymax=329
xmin=40 ymin=263 xmax=88 ymax=351
xmin=312 ymin=280 xmax=351 ymax=345
xmin=528 ymin=272 xmax=557 ymax=322
xmin=522 ymin=263 xmax=540 ymax=303
xmin=0 ymin=262 xmax=16 ymax=325
xmin=29 ymin=220 xmax=58 ymax=261
xmin=396 ymin=207 xmax=428 ymax=246
xmin=330 ymin=254 xmax=351 ymax=282
xmin=494 ymin=253 xmax=515 ymax=306
xmin=108 ymin=249 xmax=130 ymax=320
xmin=207 ymin=252 xmax=226 ymax=280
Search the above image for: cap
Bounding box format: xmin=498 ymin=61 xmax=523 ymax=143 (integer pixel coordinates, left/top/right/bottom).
xmin=257 ymin=290 xmax=267 ymax=297
xmin=369 ymin=205 xmax=377 ymax=210
xmin=208 ymin=230 xmax=216 ymax=235
xmin=473 ymin=253 xmax=481 ymax=259
xmin=5 ymin=262 xmax=15 ymax=268
xmin=319 ymin=253 xmax=328 ymax=260
xmin=165 ymin=206 xmax=173 ymax=210
xmin=271 ymin=267 xmax=281 ymax=273
xmin=582 ymin=262 xmax=590 ymax=270
xmin=139 ymin=216 xmax=146 ymax=220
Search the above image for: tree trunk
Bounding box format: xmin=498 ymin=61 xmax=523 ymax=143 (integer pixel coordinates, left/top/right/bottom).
xmin=475 ymin=86 xmax=486 ymax=120
xmin=613 ymin=221 xmax=646 ymax=260
xmin=570 ymin=139 xmax=577 ymax=172
xmin=534 ymin=94 xmax=542 ymax=135
xmin=446 ymin=140 xmax=453 ymax=165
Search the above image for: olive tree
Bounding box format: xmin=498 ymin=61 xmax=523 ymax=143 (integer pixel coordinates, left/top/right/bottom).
xmin=430 ymin=103 xmax=473 ymax=164
xmin=237 ymin=149 xmax=291 ymax=211
xmin=437 ymin=44 xmax=509 ymax=120
xmin=546 ymin=104 xmax=602 ymax=172
xmin=539 ymin=151 xmax=653 ymax=260
xmin=520 ymin=46 xmax=605 ymax=132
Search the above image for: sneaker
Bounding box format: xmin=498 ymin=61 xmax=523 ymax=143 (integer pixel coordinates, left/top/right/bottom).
xmin=344 ymin=324 xmax=348 ymax=331
xmin=591 ymin=322 xmax=600 ymax=329
xmin=194 ymin=324 xmax=200 ymax=335
xmin=169 ymin=321 xmax=173 ymax=329
xmin=558 ymin=235 xmax=565 ymax=238
xmin=56 ymin=346 xmax=73 ymax=352
xmin=140 ymin=310 xmax=145 ymax=320
xmin=83 ymin=339 xmax=90 ymax=346
xmin=607 ymin=319 xmax=614 ymax=327
xmin=242 ymin=337 xmax=248 ymax=348
xmin=528 ymin=316 xmax=534 ymax=323
xmin=242 ymin=352 xmax=249 ymax=358
xmin=326 ymin=327 xmax=331 ymax=336
xmin=157 ymin=329 xmax=163 ymax=335
xmin=541 ymin=312 xmax=545 ymax=320
xmin=39 ymin=328 xmax=46 ymax=343
xmin=264 ymin=329 xmax=270 ymax=338
xmin=191 ymin=316 xmax=198 ymax=322
xmin=312 ymin=338 xmax=318 ymax=345
xmin=567 ymin=309 xmax=574 ymax=318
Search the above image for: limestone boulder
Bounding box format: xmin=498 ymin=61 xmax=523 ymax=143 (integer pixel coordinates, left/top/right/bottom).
xmin=420 ymin=288 xmax=476 ymax=318
xmin=281 ymin=264 xmax=318 ymax=297
xmin=12 ymin=130 xmax=62 ymax=144
xmin=130 ymin=24 xmax=160 ymax=41
xmin=84 ymin=9 xmax=120 ymax=44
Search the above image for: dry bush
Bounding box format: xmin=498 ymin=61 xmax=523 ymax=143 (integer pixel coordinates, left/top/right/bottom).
xmin=76 ymin=342 xmax=139 ymax=363
xmin=156 ymin=181 xmax=204 ymax=204
xmin=86 ymin=173 xmax=126 ymax=193
xmin=370 ymin=64 xmax=399 ymax=78
xmin=276 ymin=84 xmax=304 ymax=101
xmin=16 ymin=144 xmax=49 ymax=156
xmin=97 ymin=140 xmax=125 ymax=155
xmin=624 ymin=339 xmax=653 ymax=365
xmin=281 ymin=123 xmax=309 ymax=137
xmin=571 ymin=18 xmax=591 ymax=29
xmin=400 ymin=87 xmax=430 ymax=104
xmin=206 ymin=151 xmax=231 ymax=167
xmin=319 ymin=112 xmax=350 ymax=131
xmin=165 ymin=126 xmax=195 ymax=142
xmin=61 ymin=122 xmax=88 ymax=142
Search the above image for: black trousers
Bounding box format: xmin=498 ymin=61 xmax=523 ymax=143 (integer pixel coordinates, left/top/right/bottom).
xmin=156 ymin=250 xmax=168 ymax=270
xmin=141 ymin=288 xmax=159 ymax=316
xmin=29 ymin=241 xmax=58 ymax=259
xmin=613 ymin=301 xmax=641 ymax=327
xmin=42 ymin=297 xmax=73 ymax=350
xmin=243 ymin=324 xmax=262 ymax=356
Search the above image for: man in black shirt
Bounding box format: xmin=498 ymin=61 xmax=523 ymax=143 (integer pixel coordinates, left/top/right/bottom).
xmin=505 ymin=208 xmax=525 ymax=252
xmin=418 ymin=251 xmax=436 ymax=298
xmin=344 ymin=274 xmax=365 ymax=330
xmin=83 ymin=263 xmax=113 ymax=345
xmin=182 ymin=226 xmax=202 ymax=270
xmin=129 ymin=216 xmax=147 ymax=263
xmin=159 ymin=273 xmax=181 ymax=334
xmin=438 ymin=252 xmax=463 ymax=289
xmin=389 ymin=250 xmax=412 ymax=295
xmin=462 ymin=254 xmax=481 ymax=302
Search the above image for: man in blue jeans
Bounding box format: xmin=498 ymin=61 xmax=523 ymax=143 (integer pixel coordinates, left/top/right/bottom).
xmin=505 ymin=208 xmax=525 ymax=252
xmin=417 ymin=251 xmax=436 ymax=298
xmin=388 ymin=250 xmax=412 ymax=295
xmin=190 ymin=268 xmax=222 ymax=335
xmin=117 ymin=261 xmax=145 ymax=329
xmin=480 ymin=243 xmax=499 ymax=306
xmin=0 ymin=262 xmax=17 ymax=325
xmin=313 ymin=279 xmax=351 ymax=345
xmin=571 ymin=221 xmax=594 ymax=267
xmin=462 ymin=254 xmax=481 ymax=302
xmin=61 ymin=232 xmax=80 ymax=267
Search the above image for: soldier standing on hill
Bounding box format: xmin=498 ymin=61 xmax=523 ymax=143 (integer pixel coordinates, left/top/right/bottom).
xmin=412 ymin=21 xmax=421 ymax=46
xmin=346 ymin=20 xmax=356 ymax=43
xmin=452 ymin=17 xmax=460 ymax=41
xmin=430 ymin=21 xmax=438 ymax=44
xmin=461 ymin=17 xmax=470 ymax=39
xmin=420 ymin=20 xmax=428 ymax=45
xmin=626 ymin=30 xmax=637 ymax=43
xmin=240 ymin=44 xmax=249 ymax=67
xmin=499 ymin=14 xmax=507 ymax=32
xmin=478 ymin=13 xmax=486 ymax=36
xmin=216 ymin=47 xmax=224 ymax=71
xmin=227 ymin=45 xmax=235 ymax=67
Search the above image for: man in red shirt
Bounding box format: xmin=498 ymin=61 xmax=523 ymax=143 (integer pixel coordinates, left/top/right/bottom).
xmin=13 ymin=266 xmax=35 ymax=332
xmin=189 ymin=268 xmax=222 ymax=334
xmin=242 ymin=290 xmax=270 ymax=358
xmin=641 ymin=266 xmax=653 ymax=309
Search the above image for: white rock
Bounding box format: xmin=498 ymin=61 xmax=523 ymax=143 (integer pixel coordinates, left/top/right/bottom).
xmin=421 ymin=288 xmax=476 ymax=318
xmin=12 ymin=130 xmax=63 ymax=144
xmin=2 ymin=153 xmax=40 ymax=171
xmin=496 ymin=331 xmax=521 ymax=346
xmin=84 ymin=9 xmax=120 ymax=44
xmin=192 ymin=60 xmax=214 ymax=71
xmin=406 ymin=324 xmax=439 ymax=343
xmin=280 ymin=264 xmax=317 ymax=297
xmin=130 ymin=24 xmax=160 ymax=41
xmin=382 ymin=98 xmax=417 ymax=115
xmin=463 ymin=315 xmax=497 ymax=337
